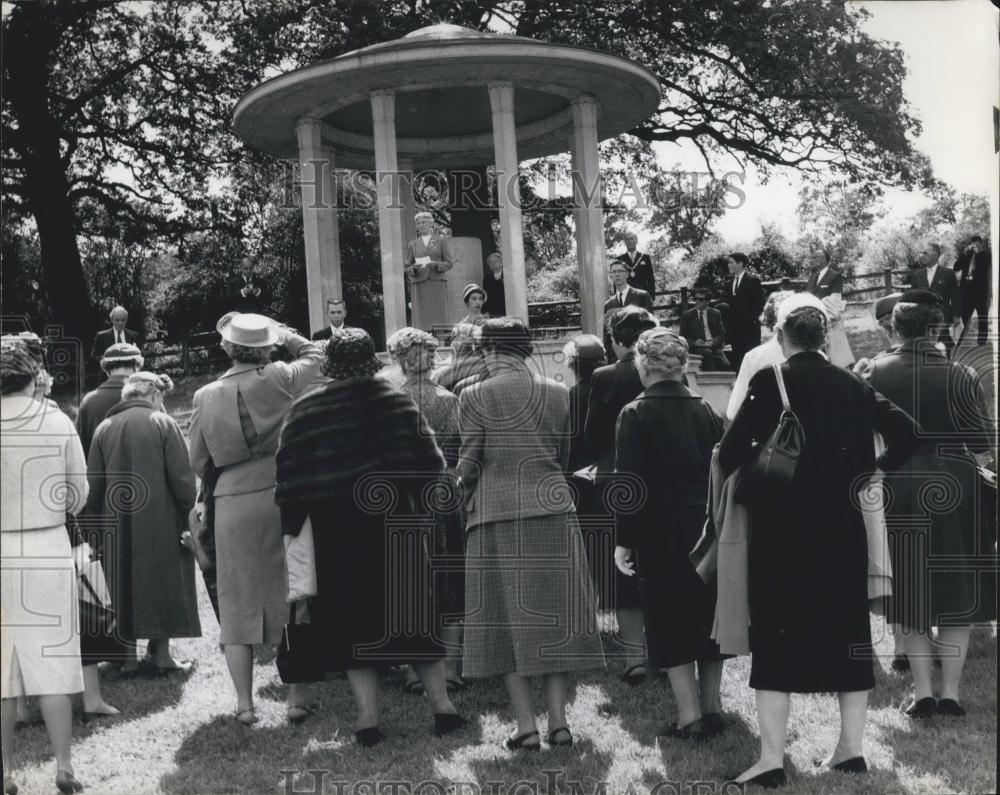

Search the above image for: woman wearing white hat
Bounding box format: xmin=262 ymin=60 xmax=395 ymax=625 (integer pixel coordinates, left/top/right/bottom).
xmin=188 ymin=314 xmax=324 ymax=725
xmin=459 ymin=283 xmax=488 ymax=327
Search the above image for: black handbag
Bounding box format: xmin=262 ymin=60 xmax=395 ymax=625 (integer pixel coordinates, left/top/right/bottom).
xmin=78 ymin=569 xmax=116 ymax=637
xmin=736 ymin=363 xmax=804 ymax=504
xmin=276 ymin=603 xmax=325 ymax=684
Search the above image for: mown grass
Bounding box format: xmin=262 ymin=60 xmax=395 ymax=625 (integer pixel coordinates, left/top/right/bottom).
xmin=8 ymin=578 xmax=996 ymax=795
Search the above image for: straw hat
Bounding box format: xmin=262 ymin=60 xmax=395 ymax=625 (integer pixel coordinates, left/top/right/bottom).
xmin=216 ymin=313 xmax=279 ymax=347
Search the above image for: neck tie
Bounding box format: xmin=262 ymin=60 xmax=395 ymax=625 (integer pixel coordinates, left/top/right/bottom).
xmin=116 ymin=331 xmax=122 ymax=344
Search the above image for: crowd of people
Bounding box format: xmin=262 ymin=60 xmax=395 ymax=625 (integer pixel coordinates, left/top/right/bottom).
xmin=1 ymin=239 xmax=995 ymax=794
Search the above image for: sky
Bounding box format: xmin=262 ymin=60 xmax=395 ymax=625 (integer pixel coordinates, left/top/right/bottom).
xmin=652 ymin=0 xmax=1000 ymax=246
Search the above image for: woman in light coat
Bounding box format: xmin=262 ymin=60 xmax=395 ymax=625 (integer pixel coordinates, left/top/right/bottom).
xmin=188 ymin=313 xmax=323 ymax=725
xmin=1 ymin=342 xmax=87 ymax=795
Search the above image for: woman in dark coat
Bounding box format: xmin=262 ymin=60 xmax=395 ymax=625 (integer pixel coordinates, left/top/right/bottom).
xmin=86 ymin=372 xmax=201 ymax=672
xmin=275 ymin=328 xmax=464 ymax=747
xmin=718 ymin=295 xmax=918 ymax=787
xmin=864 ymin=295 xmax=995 ymax=718
xmin=614 ymin=328 xmax=727 ymax=741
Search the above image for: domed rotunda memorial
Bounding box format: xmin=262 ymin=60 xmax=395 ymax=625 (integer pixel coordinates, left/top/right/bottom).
xmin=233 ymin=23 xmax=661 ymax=344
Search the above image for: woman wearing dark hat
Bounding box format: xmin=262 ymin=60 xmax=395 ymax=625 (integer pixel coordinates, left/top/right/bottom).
xmin=386 ymin=328 xmax=466 ymax=693
xmin=457 ymin=318 xmax=604 ymax=750
xmin=276 ymin=328 xmax=465 ymax=747
xmin=77 ymin=343 xmax=144 ymax=456
xmin=188 ymin=313 xmax=323 ymax=725
xmin=460 ymin=283 xmax=488 ymax=326
xmin=719 ymin=299 xmax=918 ymax=787
xmin=864 ymin=293 xmax=995 ymax=719
xmin=614 ymin=328 xmax=728 ymax=741
xmin=1 ymin=341 xmax=87 ymax=795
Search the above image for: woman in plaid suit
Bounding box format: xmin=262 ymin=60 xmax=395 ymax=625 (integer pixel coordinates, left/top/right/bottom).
xmin=457 ymin=318 xmax=605 ymax=751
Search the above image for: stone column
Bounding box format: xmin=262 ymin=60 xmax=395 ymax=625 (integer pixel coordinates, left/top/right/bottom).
xmin=370 ymin=90 xmax=407 ymax=340
xmin=488 ymin=82 xmax=529 ymax=325
xmin=398 ymin=157 xmax=418 ymax=246
xmin=295 ymin=118 xmax=342 ymax=335
xmin=571 ymin=95 xmax=607 ymax=337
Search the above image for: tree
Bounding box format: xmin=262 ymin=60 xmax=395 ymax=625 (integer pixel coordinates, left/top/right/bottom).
xmin=795 ymin=180 xmax=884 ymax=273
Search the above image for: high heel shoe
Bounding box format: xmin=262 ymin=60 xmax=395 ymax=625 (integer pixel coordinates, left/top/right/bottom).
xmin=725 ymin=769 xmax=786 ymax=790
xmin=505 ymin=729 xmax=540 ymax=751
xmin=55 ymin=770 xmax=84 ymax=794
xmin=546 ymin=726 xmax=573 ymax=747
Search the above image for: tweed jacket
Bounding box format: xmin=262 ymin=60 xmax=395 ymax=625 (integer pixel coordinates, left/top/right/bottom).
xmin=188 ymin=333 xmax=323 ymax=497
xmin=457 ymin=366 xmax=572 ymax=528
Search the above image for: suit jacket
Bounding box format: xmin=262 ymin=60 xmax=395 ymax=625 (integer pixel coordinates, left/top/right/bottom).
xmin=910 ymin=266 xmax=961 ymax=321
xmin=76 ymin=374 xmax=128 ymax=456
xmin=311 ymin=324 xmax=350 ymax=340
xmin=805 ymin=267 xmax=845 ymax=299
xmin=613 ymin=251 xmax=656 ymax=297
xmin=90 ymin=327 xmax=141 ymax=360
xmin=953 ymin=250 xmax=991 ymax=293
xmin=406 ymin=232 xmax=449 ymax=283
xmin=188 ymin=333 xmax=323 ymax=497
xmin=457 ymin=367 xmax=572 ymax=528
xmin=483 ymin=271 xmax=506 ymax=315
xmin=584 ymin=353 xmax=645 ymax=473
xmin=726 ymin=272 xmax=765 ymax=337
xmin=680 ymin=306 xmax=726 ymax=349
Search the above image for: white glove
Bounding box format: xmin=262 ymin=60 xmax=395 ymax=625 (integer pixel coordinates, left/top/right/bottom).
xmin=614 ymin=545 xmax=636 ymax=577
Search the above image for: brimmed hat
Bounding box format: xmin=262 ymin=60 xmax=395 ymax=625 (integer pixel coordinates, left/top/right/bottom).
xmin=611 ymin=306 xmax=658 ymax=344
xmin=216 ymin=312 xmax=279 ymax=347
xmin=322 ymin=328 xmax=382 ymax=380
xmin=100 ymin=342 xmax=143 ymax=370
xmin=463 ymin=284 xmax=487 ymax=305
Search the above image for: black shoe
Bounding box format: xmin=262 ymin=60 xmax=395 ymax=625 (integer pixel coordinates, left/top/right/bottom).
xmin=832 ymin=757 xmax=868 ymax=774
xmin=702 ymin=712 xmax=725 ymax=737
xmin=936 ymin=698 xmax=966 ymax=716
xmin=658 ymin=718 xmax=707 ymax=742
xmin=433 ymin=713 xmax=468 ymax=737
xmin=546 ymin=726 xmax=573 ymax=747
xmin=904 ymin=696 xmax=936 ymax=719
xmin=355 ymin=727 xmax=384 ymax=747
xmin=619 ymin=663 xmax=648 ymax=686
xmin=726 ymin=769 xmax=786 ymax=790
xmin=505 ymin=729 xmax=540 ymax=751
xmin=891 ymin=654 xmax=910 ymax=672
xmin=3 ymin=775 xmax=17 ymax=795
xmin=55 ymin=771 xmax=84 ymax=794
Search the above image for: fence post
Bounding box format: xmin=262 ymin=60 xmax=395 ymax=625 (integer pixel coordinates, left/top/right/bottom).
xmin=883 ymin=268 xmax=892 ymax=294
xmin=182 ymin=336 xmax=190 ymax=377
xmin=680 ymin=286 xmax=689 ymax=317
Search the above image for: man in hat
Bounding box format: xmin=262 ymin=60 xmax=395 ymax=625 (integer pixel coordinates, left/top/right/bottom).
xmin=77 ymin=343 xmax=144 ymax=455
xmin=603 ymin=260 xmax=655 ymax=363
xmin=90 ymin=305 xmax=142 ymax=363
xmin=312 ymin=298 xmax=351 ymax=340
xmin=406 ymin=211 xmax=453 ymax=333
xmin=679 ymin=288 xmax=729 ymax=371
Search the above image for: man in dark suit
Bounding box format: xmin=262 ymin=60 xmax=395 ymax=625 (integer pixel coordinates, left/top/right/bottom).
xmin=311 ymin=299 xmax=350 ymax=340
xmin=805 ymin=250 xmax=845 ymax=298
xmin=680 ymin=288 xmax=729 ymax=371
xmin=953 ymin=235 xmax=991 ymax=347
xmin=725 ymin=252 xmax=765 ymax=371
xmin=584 ymin=305 xmax=658 ymax=683
xmin=612 ymin=231 xmax=656 ymax=297
xmin=234 ymin=256 xmax=271 ymax=315
xmin=603 ymin=260 xmax=655 ymax=363
xmin=90 ymin=305 xmax=141 ymax=362
xmin=483 ymin=252 xmax=506 ymax=316
xmin=910 ymin=241 xmax=961 ymax=355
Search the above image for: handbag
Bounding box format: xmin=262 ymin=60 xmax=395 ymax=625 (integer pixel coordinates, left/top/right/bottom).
xmin=276 ymin=602 xmax=325 ymax=684
xmin=78 ymin=562 xmax=116 ymax=637
xmin=735 ymin=363 xmax=805 ymax=504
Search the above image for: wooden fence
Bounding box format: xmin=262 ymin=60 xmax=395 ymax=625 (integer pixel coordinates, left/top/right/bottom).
xmin=141 ymin=268 xmax=913 ymax=375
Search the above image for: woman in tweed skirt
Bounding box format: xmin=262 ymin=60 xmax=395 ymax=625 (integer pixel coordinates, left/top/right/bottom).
xmin=457 ymin=318 xmax=604 ymax=750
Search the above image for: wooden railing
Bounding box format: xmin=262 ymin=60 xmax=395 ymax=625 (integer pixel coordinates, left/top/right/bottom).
xmin=140 ymin=268 xmax=914 ymax=374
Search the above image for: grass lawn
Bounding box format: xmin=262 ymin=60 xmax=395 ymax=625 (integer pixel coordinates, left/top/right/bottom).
xmin=8 ymin=577 xmax=997 ymax=795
